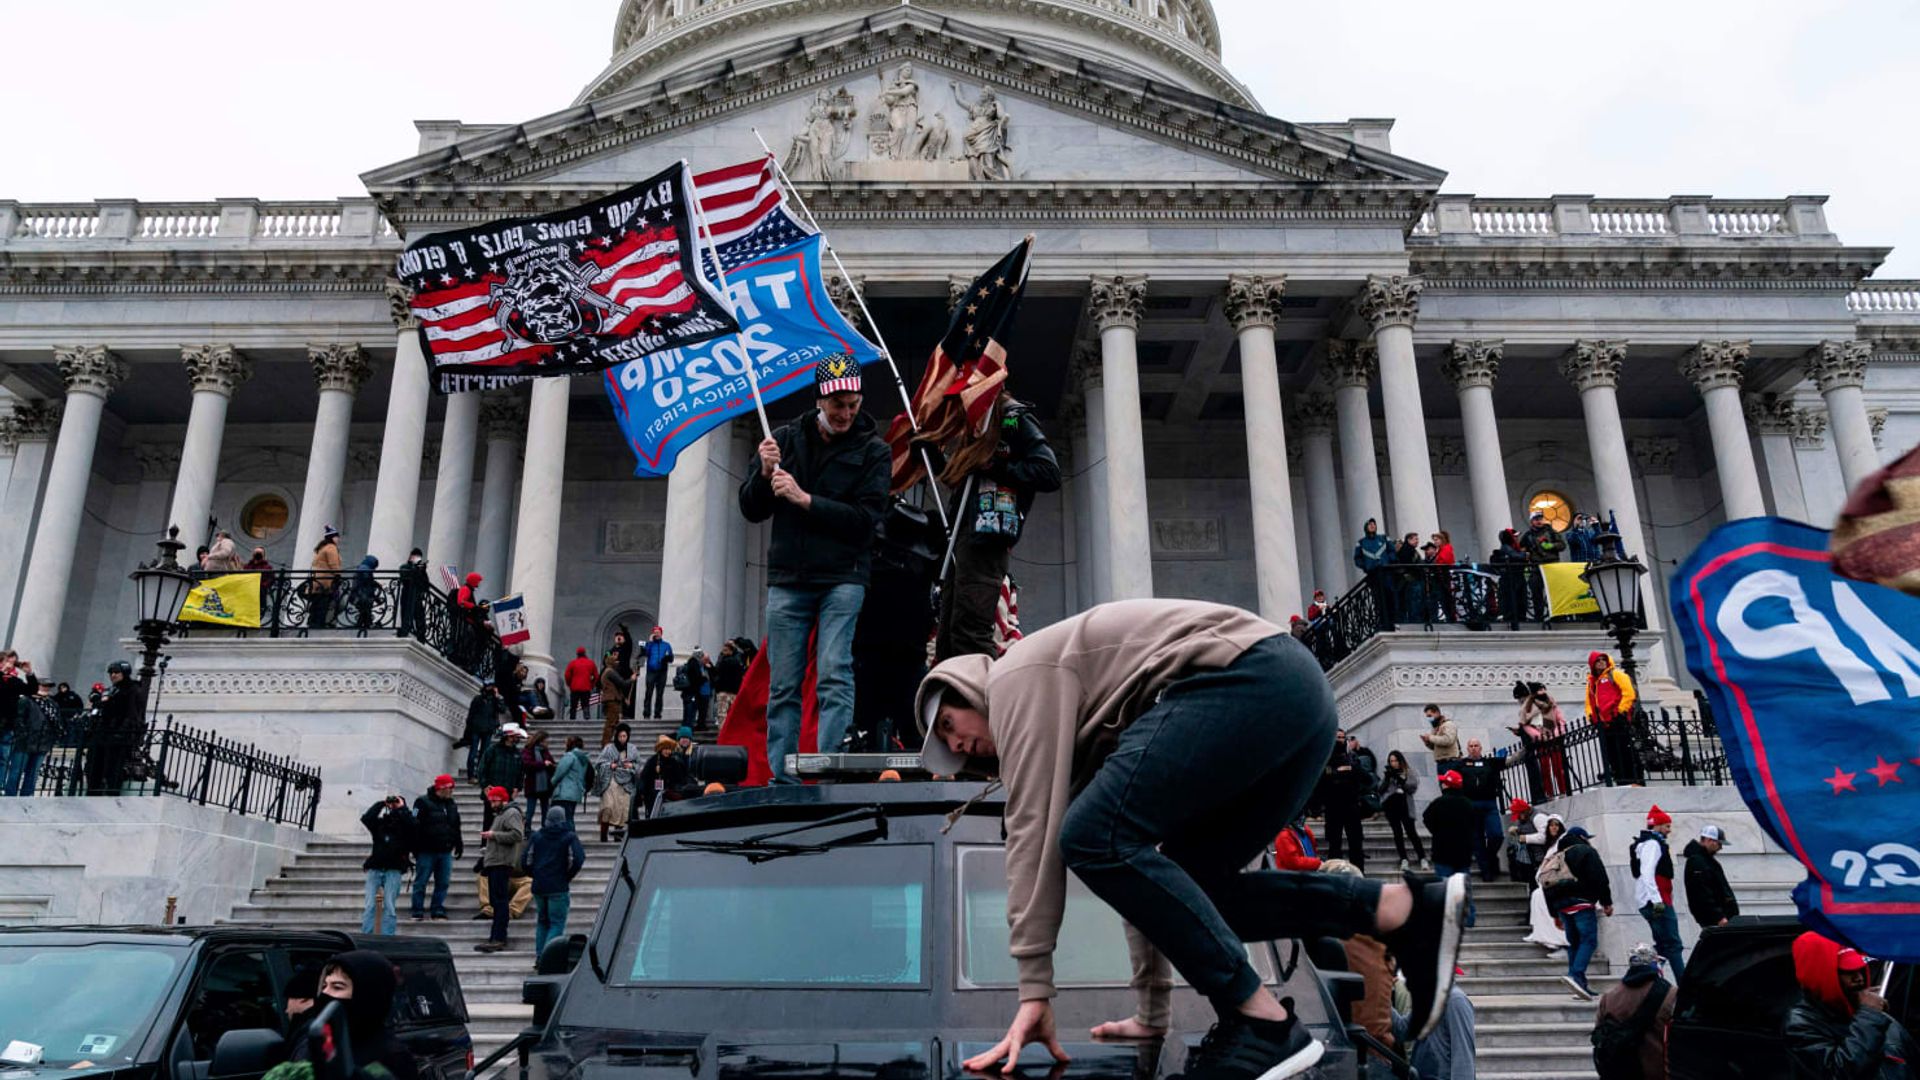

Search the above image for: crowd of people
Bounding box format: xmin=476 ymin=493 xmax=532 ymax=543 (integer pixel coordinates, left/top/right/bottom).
xmin=0 ymin=648 xmax=144 ymax=797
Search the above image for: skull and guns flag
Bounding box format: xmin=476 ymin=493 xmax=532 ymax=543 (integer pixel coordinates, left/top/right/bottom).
xmin=395 ymin=162 xmax=740 ymax=392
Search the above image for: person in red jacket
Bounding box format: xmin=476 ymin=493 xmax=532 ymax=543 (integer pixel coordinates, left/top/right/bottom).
xmin=1273 ymin=815 xmax=1323 ymax=872
xmin=457 ymin=572 xmax=483 ymax=609
xmin=563 ymin=647 xmax=599 ymax=723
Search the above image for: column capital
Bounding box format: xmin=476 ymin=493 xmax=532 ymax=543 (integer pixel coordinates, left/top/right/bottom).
xmin=1630 ymin=436 xmax=1679 ymax=475
xmin=827 ymin=273 xmax=866 ymax=325
xmin=1323 ymin=339 xmax=1378 ymax=389
xmin=309 ymin=343 xmax=373 ymax=394
xmin=1679 ymin=340 xmax=1751 ymax=394
xmin=1088 ymin=274 xmax=1147 ymax=332
xmin=1358 ymin=273 xmax=1423 ymax=330
xmin=1429 ymin=435 xmax=1467 ymax=475
xmin=1743 ymin=393 xmax=1803 ymax=436
xmin=1222 ymin=273 xmax=1286 ymax=331
xmin=6 ymin=400 xmax=60 ymax=441
xmin=1559 ymin=339 xmax=1628 ymax=392
xmin=1792 ymin=408 xmax=1828 ymax=450
xmin=182 ymin=343 xmax=252 ymax=396
xmin=1442 ymin=339 xmax=1503 ymax=391
xmin=1295 ymin=392 xmax=1336 ymax=436
xmin=385 ymin=277 xmax=419 ymax=331
xmin=1803 ymin=339 xmax=1872 ymax=393
xmin=0 ymin=417 xmax=13 ymax=453
xmin=52 ymin=345 xmax=128 ymax=398
xmin=480 ymin=390 xmax=528 ymax=441
xmin=1071 ymin=340 xmax=1104 ymax=390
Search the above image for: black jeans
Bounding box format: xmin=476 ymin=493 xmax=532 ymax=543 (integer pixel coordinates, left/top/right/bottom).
xmin=1383 ymin=795 xmax=1424 ymax=861
xmin=568 ymin=690 xmax=592 ymax=720
xmin=1058 ymin=635 xmax=1384 ymax=1017
xmin=1600 ymin=719 xmax=1641 ymax=785
xmin=643 ymin=669 xmax=668 ymax=719
xmin=484 ymin=866 xmax=512 ymax=943
xmin=935 ymin=531 xmax=1010 ymax=662
xmin=1323 ymin=800 xmax=1366 ymax=872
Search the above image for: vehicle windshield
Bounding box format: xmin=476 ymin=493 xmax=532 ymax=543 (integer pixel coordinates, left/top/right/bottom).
xmin=613 ymin=844 xmax=929 ymax=987
xmin=0 ymin=942 xmax=184 ymax=1067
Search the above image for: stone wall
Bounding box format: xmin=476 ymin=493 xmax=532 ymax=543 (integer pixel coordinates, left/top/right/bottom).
xmin=0 ymin=796 xmax=310 ymax=926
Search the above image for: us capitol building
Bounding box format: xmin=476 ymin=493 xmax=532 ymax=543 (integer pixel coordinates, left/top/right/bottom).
xmin=2 ymin=0 xmax=1915 ymax=748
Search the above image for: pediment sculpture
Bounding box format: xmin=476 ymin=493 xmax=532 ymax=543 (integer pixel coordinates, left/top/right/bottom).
xmin=781 ymin=67 xmax=1013 ymax=182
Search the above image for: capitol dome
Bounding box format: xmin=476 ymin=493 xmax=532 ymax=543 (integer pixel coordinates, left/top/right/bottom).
xmin=580 ymin=0 xmax=1255 ymax=108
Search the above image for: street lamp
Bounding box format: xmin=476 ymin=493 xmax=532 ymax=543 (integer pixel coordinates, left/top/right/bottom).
xmin=1580 ymin=534 xmax=1649 ymax=682
xmin=129 ymin=525 xmax=196 ymax=703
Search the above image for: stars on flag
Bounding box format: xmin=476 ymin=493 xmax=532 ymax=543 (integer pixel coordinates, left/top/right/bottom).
xmin=1824 ymin=751 xmax=1920 ymax=794
xmin=1826 ymin=766 xmax=1858 ymax=795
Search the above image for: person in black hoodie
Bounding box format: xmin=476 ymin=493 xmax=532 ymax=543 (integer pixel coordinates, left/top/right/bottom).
xmin=1681 ymin=823 xmax=1740 ymax=929
xmin=398 ymin=548 xmax=429 ymax=640
xmin=311 ymin=949 xmax=419 ymax=1080
xmin=359 ymin=796 xmax=413 ymax=936
xmin=740 ymin=355 xmax=890 ymax=784
xmin=1422 ymin=771 xmax=1479 ymax=900
xmin=409 ymin=775 xmax=462 ymax=922
xmin=1542 ymin=825 xmax=1614 ymax=1001
xmin=710 ymin=640 xmax=746 ymax=730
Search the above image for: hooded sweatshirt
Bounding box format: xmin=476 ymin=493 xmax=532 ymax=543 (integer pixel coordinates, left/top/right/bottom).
xmin=523 ymin=806 xmax=586 ymax=895
xmin=318 ymin=949 xmax=418 ymax=1080
xmin=457 ymin=572 xmax=483 ymax=610
xmin=1786 ymin=931 xmax=1917 ymax=1079
xmin=1631 ymin=828 xmax=1675 ymax=907
xmin=1353 ymin=521 xmax=1392 ymax=573
xmin=1681 ymin=838 xmax=1739 ymax=926
xmin=1586 ymin=651 xmax=1637 ymax=724
xmin=913 ymin=599 xmax=1282 ymax=1018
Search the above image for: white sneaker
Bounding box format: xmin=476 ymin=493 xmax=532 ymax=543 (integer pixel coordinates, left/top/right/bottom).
xmin=1400 ymin=858 xmax=1410 ymax=872
xmin=1420 ymin=858 xmax=1432 ymax=872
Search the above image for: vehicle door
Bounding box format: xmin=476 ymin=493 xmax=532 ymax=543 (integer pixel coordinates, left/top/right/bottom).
xmin=169 ymin=947 xmax=284 ymax=1080
xmin=1667 ymin=929 xmax=1798 ymax=1079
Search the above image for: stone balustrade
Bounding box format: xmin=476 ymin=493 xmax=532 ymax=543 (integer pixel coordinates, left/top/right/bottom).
xmin=1849 ymin=280 xmax=1920 ymax=314
xmin=1411 ymin=194 xmax=1830 ymax=240
xmin=0 ymin=197 xmax=396 ymax=246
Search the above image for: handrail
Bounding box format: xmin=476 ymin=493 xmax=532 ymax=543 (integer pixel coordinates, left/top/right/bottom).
xmin=468 ymin=1028 xmax=539 ymax=1080
xmin=1300 ymin=561 xmax=1606 ymax=672
xmin=1491 ymin=705 xmax=1726 ymax=802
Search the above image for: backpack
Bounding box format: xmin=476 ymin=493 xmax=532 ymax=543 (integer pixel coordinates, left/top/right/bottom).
xmin=672 ymin=663 xmax=689 ymax=692
xmin=1538 ymin=845 xmax=1576 ymax=889
xmin=582 ymin=757 xmax=596 ymax=794
xmin=1591 ymin=977 xmax=1669 ymax=1079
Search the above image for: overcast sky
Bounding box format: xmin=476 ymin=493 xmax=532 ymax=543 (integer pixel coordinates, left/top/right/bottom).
xmin=3 ymin=0 xmax=1913 ymax=275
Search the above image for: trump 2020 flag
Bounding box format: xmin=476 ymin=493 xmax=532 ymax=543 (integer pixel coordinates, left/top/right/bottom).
xmin=603 ymin=232 xmax=881 ymax=476
xmin=1672 ymin=516 xmax=1920 ymax=961
xmin=489 ymin=593 xmax=531 ymax=648
xmin=395 ymin=162 xmax=738 ymax=393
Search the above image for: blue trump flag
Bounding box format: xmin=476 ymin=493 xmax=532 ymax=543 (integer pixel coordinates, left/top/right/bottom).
xmin=602 ymin=233 xmax=881 ymax=477
xmin=1671 ymin=516 xmax=1920 ymax=961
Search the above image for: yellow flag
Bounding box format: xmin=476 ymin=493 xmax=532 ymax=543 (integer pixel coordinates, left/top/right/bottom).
xmin=179 ymin=573 xmax=263 ymax=628
xmin=1541 ymin=562 xmax=1601 ymax=617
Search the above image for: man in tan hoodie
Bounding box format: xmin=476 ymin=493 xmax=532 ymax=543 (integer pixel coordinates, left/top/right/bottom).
xmin=916 ymin=599 xmax=1467 ymax=1080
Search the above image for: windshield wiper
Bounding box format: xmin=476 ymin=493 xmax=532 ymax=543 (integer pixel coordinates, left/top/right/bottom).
xmin=675 ymin=805 xmax=889 ymax=863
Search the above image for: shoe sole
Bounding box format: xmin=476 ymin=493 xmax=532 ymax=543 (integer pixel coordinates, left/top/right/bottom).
xmin=1250 ymin=1039 xmax=1324 ymax=1080
xmin=1414 ymin=873 xmax=1469 ymax=1041
xmin=1560 ymin=974 xmax=1594 ymax=1001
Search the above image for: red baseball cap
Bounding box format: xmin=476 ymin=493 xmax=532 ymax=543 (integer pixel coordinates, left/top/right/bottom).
xmin=1439 ymin=770 xmax=1464 ymax=789
xmin=432 ymin=774 xmax=454 ymax=789
xmin=1837 ymin=947 xmax=1869 ymax=972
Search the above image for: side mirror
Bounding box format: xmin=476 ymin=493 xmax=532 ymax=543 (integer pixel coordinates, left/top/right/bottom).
xmin=535 ymin=934 xmax=585 ymax=975
xmin=689 ymin=744 xmax=747 ymax=785
xmin=523 ymin=976 xmax=565 ymax=1027
xmin=208 ymin=1029 xmax=287 ymax=1080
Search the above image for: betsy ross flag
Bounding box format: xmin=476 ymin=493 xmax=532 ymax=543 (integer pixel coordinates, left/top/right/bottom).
xmin=396 ymin=162 xmax=739 ymax=393
xmin=886 ymin=237 xmax=1033 ymax=493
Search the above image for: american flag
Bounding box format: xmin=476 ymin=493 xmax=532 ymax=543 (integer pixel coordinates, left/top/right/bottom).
xmin=691 ymin=156 xmax=814 ymax=276
xmin=886 ymin=237 xmax=1033 ymax=492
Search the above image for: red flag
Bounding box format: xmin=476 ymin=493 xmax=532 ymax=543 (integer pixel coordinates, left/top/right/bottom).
xmin=716 ymin=634 xmax=820 ymax=786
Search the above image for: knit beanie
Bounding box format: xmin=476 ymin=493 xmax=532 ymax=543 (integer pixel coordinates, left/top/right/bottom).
xmin=1647 ymin=804 xmax=1672 ymax=828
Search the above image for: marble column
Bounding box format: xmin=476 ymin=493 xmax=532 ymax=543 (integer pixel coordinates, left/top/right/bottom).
xmin=293 ymin=346 xmax=372 ymax=562
xmin=1325 ymin=339 xmax=1384 ymax=540
xmin=509 ymin=378 xmax=569 ymax=674
xmin=12 ymin=347 xmax=128 ymax=666
xmin=1223 ymin=274 xmax=1301 ymax=621
xmin=1443 ymin=340 xmax=1514 ymax=551
xmin=1072 ymin=345 xmax=1111 ymax=606
xmin=1679 ymin=340 xmax=1766 ymax=521
xmin=424 ymin=391 xmax=481 ymax=572
xmin=0 ymin=402 xmax=59 ymax=641
xmin=1089 ymin=275 xmax=1153 ymax=601
xmin=1744 ymin=394 xmax=1811 ymax=522
xmin=724 ymin=424 xmax=753 ymax=642
xmin=167 ymin=345 xmax=252 ymax=546
xmin=1360 ymin=274 xmax=1438 ymax=538
xmin=1296 ymin=393 xmax=1346 ymax=597
xmin=366 ymin=280 xmax=433 ymax=566
xmin=1803 ymin=340 xmax=1879 ymax=491
xmin=472 ymin=392 xmax=525 ymax=598
xmin=1560 ymin=340 xmax=1663 ymax=632
xmin=657 ymin=431 xmax=716 ymax=651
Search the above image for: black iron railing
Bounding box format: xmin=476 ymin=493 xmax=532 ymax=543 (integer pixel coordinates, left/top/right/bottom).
xmin=16 ymin=715 xmax=322 ymax=829
xmin=176 ymin=568 xmax=497 ymax=681
xmin=1302 ymin=563 xmax=1612 ymax=671
xmin=1492 ymin=705 xmax=1728 ymax=805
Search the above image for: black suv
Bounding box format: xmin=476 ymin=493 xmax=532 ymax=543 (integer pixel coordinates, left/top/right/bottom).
xmin=0 ymin=927 xmax=471 ymax=1080
xmin=516 ymin=782 xmax=1363 ymax=1080
xmin=1666 ymin=916 xmax=1918 ymax=1079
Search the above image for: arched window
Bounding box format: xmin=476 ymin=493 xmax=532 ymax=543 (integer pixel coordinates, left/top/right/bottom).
xmin=240 ymin=494 xmax=289 ymax=541
xmin=1526 ymin=490 xmax=1575 ymax=531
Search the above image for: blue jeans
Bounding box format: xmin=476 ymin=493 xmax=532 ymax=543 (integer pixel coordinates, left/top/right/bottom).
xmin=1640 ymin=902 xmax=1687 ymax=979
xmin=410 ymin=852 xmax=453 ymax=917
xmin=1561 ymin=906 xmax=1599 ymax=986
xmin=1056 ymin=635 xmax=1383 ymax=1016
xmin=534 ymin=892 xmax=572 ymax=963
xmin=465 ymin=733 xmax=489 ymax=781
xmin=765 ymin=582 xmax=865 ymax=783
xmin=1432 ymin=861 xmax=1476 ymax=927
xmin=362 ymin=869 xmax=403 ymax=934
xmin=2 ymin=749 xmax=43 ymax=796
xmin=1468 ymin=799 xmax=1502 ymax=881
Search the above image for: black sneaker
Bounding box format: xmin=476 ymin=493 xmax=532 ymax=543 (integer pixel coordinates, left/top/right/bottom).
xmin=1178 ymin=1008 xmax=1323 ymax=1080
xmin=1383 ymin=870 xmax=1469 ymax=1041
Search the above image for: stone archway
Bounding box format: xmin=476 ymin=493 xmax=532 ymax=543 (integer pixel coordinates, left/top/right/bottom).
xmin=594 ymin=605 xmax=655 ymax=664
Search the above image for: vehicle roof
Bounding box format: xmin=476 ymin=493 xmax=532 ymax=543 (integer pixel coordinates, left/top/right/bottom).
xmin=0 ymin=925 xmax=354 ymax=948
xmin=635 ymin=779 xmax=1004 ymax=838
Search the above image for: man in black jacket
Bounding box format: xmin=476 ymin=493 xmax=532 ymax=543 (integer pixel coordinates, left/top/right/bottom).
xmin=409 ymin=774 xmax=463 ymax=921
xmin=1681 ymin=823 xmax=1740 ymax=929
xmin=456 ymin=685 xmax=505 ymax=782
xmin=359 ymin=795 xmax=414 ymax=935
xmin=740 ymin=355 xmax=890 ymax=783
xmin=1543 ymin=825 xmax=1614 ymax=1001
xmin=1454 ymin=739 xmax=1509 ymax=883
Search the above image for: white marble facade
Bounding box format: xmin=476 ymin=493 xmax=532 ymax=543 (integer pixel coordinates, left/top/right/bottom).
xmin=1 ymin=0 xmax=1917 ymax=704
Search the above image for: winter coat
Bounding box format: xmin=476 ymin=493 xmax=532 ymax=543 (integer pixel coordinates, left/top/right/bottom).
xmin=204 ymin=535 xmax=243 ymax=572
xmin=1595 ymin=972 xmax=1676 ymax=1080
xmin=1786 ymin=932 xmax=1920 ymax=1079
xmin=456 ymin=571 xmax=483 ymax=610
xmin=399 ymin=557 xmax=429 ymax=604
xmin=1272 ymin=824 xmax=1322 ymax=872
xmin=1522 ymin=522 xmax=1566 ymax=563
xmin=482 ymin=802 xmax=526 ymax=869
xmin=1353 ymin=529 xmax=1392 ymax=573
xmin=711 ymin=653 xmax=746 ymax=695
xmin=1378 ymin=765 xmax=1418 ymax=808
xmin=477 ymin=741 xmax=524 ymax=790
xmin=551 ymin=747 xmax=592 ymax=803
xmin=464 ymin=691 xmax=504 ymax=744
xmin=679 ymin=656 xmax=709 ymax=697
xmin=1422 ymin=791 xmax=1479 ymax=868
xmin=11 ymin=696 xmax=60 ymax=755
xmin=1545 ymin=831 xmax=1615 ymax=912
xmin=637 ymin=751 xmax=689 ymax=802
xmin=597 ymin=740 xmax=641 ymax=794
xmin=739 ymin=408 xmax=891 ymax=588
xmin=360 ymin=800 xmax=414 ymax=872
xmin=1682 ymin=839 xmax=1740 ymax=927
xmin=643 ymin=638 xmax=674 ymax=674
xmin=520 ymin=744 xmax=556 ymax=797
xmin=1632 ymin=829 xmax=1677 ymax=908
xmin=1455 ymin=754 xmax=1504 ymax=802
xmin=410 ymin=792 xmax=463 ymax=857
xmin=351 ymin=555 xmax=380 ymax=602
xmin=521 ymin=807 xmax=586 ymax=896
xmin=599 ymin=665 xmax=630 ymax=724
xmin=1586 ymin=652 xmax=1638 ymax=724
xmin=945 ymin=398 xmax=1063 ymax=518
xmin=1426 ymin=717 xmax=1462 ymax=763
xmin=309 ymin=538 xmax=343 ymax=588
xmin=564 ymin=652 xmax=598 ymax=692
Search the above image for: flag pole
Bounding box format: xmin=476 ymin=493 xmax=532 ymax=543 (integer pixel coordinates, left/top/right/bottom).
xmin=684 ymin=159 xmax=773 ymax=441
xmin=750 ymin=132 xmax=950 ymax=529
